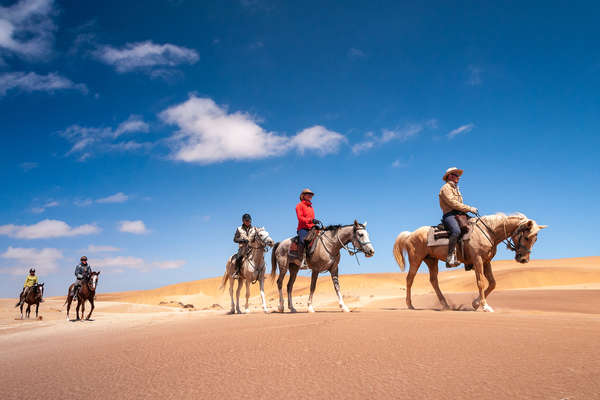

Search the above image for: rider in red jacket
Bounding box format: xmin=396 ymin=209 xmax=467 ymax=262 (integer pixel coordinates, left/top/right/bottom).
xmin=296 ymin=188 xmax=321 ymax=263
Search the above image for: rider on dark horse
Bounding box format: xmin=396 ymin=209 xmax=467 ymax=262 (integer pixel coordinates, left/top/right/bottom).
xmin=73 ymin=256 xmax=92 ymax=300
xmin=296 ymin=188 xmax=321 ymax=268
xmin=439 ymin=167 xmax=478 ymax=268
xmin=16 ymin=268 xmax=40 ymax=307
xmin=232 ymin=214 xmax=257 ymax=279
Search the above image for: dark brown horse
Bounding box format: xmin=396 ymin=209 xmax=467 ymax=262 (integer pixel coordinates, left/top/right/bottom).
xmin=65 ymin=271 xmax=100 ymax=321
xmin=19 ymin=283 xmax=44 ymax=319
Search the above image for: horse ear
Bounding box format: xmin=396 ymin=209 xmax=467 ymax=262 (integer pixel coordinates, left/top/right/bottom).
xmin=97 ymin=271 xmax=101 ymax=275
xmin=363 ymin=221 xmax=368 ymax=227
xmin=527 ymin=220 xmax=533 ymax=228
xmin=538 ymin=225 xmax=548 ymax=229
xmin=354 ymin=219 xmax=359 ymax=226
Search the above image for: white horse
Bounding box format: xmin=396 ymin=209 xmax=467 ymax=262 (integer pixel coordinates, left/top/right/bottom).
xmin=220 ymin=227 xmax=275 ymax=314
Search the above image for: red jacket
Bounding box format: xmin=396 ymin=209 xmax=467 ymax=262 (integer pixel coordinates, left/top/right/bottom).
xmin=296 ymin=200 xmax=315 ymax=231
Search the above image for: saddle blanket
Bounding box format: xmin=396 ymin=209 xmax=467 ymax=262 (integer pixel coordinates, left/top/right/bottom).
xmin=427 ymin=221 xmax=474 ymax=247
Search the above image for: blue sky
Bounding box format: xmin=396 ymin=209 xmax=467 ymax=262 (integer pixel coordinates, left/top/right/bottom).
xmin=1 ymin=0 xmax=598 ymax=297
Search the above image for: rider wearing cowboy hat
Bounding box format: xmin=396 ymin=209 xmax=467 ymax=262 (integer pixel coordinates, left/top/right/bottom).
xmin=15 ymin=268 xmax=38 ymax=307
xmin=73 ymin=256 xmax=92 ymax=300
xmin=439 ymin=167 xmax=478 ymax=268
xmin=232 ymin=213 xmax=257 ymax=279
xmin=296 ymin=188 xmax=321 ymax=267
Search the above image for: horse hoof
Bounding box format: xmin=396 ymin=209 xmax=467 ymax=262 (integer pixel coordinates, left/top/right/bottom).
xmin=244 ymin=309 xmax=250 ymax=314
xmin=341 ymin=305 xmax=350 ymax=313
xmin=307 ymin=305 xmax=315 ymax=313
xmin=263 ymin=309 xmax=270 ymax=314
xmin=289 ymin=308 xmax=297 ymax=313
xmin=482 ymin=304 xmax=495 ymax=313
xmin=277 ymin=306 xmax=284 ymax=313
xmin=472 ymin=301 xmax=480 ymax=310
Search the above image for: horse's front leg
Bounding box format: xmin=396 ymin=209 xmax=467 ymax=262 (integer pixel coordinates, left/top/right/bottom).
xmin=228 ymin=274 xmax=235 ymax=314
xmin=66 ymin=298 xmax=71 ymax=321
xmin=330 ymin=269 xmax=349 ymax=312
xmin=307 ymin=269 xmax=319 ymax=313
xmin=26 ymin=304 xmax=31 ymax=319
xmin=258 ymin=273 xmax=269 ymax=313
xmin=86 ymin=298 xmax=95 ymax=320
xmin=472 ymin=257 xmax=493 ymax=312
xmin=19 ymin=303 xmax=24 ymax=319
xmin=287 ymin=266 xmax=299 ymax=313
xmin=244 ymin=280 xmax=250 ymax=314
xmin=80 ymin=299 xmax=86 ymax=320
xmin=235 ymin=278 xmax=243 ymax=314
xmin=76 ymin=300 xmax=81 ymax=320
xmin=35 ymin=303 xmax=39 ymax=318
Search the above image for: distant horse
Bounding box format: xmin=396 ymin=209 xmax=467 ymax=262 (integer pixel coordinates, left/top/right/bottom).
xmin=18 ymin=283 xmax=44 ymax=319
xmin=65 ymin=271 xmax=100 ymax=320
xmin=271 ymin=220 xmax=375 ymax=313
xmin=220 ymin=227 xmax=274 ymax=314
xmin=393 ymin=213 xmax=546 ymax=312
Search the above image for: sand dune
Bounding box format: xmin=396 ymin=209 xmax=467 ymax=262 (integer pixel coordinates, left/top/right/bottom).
xmin=1 ymin=257 xmax=599 ymax=399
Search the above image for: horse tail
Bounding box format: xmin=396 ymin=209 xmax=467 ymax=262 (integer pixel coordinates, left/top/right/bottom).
xmin=270 ymin=242 xmax=280 ymax=282
xmin=393 ymin=231 xmax=411 ymax=272
xmin=219 ymin=259 xmax=231 ymax=291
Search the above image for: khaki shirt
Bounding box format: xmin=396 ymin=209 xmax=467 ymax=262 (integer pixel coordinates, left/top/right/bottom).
xmin=439 ymin=182 xmax=473 ymax=214
xmin=233 ymin=225 xmax=257 ymax=249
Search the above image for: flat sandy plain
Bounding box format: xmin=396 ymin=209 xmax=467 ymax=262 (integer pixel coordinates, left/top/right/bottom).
xmin=1 ymin=257 xmax=599 ymax=399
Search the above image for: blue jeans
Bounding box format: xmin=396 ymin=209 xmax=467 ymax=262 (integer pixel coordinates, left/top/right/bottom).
xmin=442 ymin=214 xmax=461 ymax=240
xmin=298 ymin=229 xmax=309 ymax=243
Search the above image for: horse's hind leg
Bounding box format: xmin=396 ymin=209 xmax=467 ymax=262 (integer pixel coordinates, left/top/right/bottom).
xmin=330 ymin=269 xmax=350 ymax=312
xmin=86 ymin=299 xmax=94 ymax=320
xmin=258 ymin=274 xmax=269 ymax=313
xmin=80 ymin=300 xmax=86 ymax=320
xmin=424 ymin=257 xmax=449 ymax=310
xmin=235 ymin=279 xmax=243 ymax=314
xmin=406 ymin=256 xmax=422 ymax=310
xmin=307 ymin=269 xmax=319 ymax=313
xmin=75 ymin=301 xmax=81 ymax=320
xmin=19 ymin=303 xmax=24 ymax=319
xmin=244 ymin=280 xmax=250 ymax=314
xmin=35 ymin=303 xmax=39 ymax=318
xmin=276 ymin=267 xmax=287 ymax=313
xmin=287 ymin=266 xmax=299 ymax=313
xmin=228 ymin=276 xmax=235 ymax=314
xmin=26 ymin=304 xmax=31 ymax=319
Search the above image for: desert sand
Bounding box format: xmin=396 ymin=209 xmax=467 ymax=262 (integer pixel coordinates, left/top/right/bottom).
xmin=1 ymin=257 xmax=599 ymax=399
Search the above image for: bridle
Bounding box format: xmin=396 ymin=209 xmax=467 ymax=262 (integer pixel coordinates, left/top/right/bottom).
xmin=475 ymin=214 xmax=532 ymax=256
xmin=320 ymin=224 xmax=372 ymax=265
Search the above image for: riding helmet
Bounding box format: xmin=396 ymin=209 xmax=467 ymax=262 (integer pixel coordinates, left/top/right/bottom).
xmin=242 ymin=213 xmax=252 ymax=222
xmin=80 ymin=256 xmax=88 ymax=261
xmin=29 ymin=268 xmax=35 ymax=273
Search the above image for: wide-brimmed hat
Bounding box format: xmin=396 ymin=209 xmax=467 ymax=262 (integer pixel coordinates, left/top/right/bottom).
xmin=300 ymin=188 xmax=315 ymax=200
xmin=443 ymin=167 xmax=464 ymax=181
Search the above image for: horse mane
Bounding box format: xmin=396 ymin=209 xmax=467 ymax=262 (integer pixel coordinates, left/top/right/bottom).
xmin=481 ymin=212 xmax=528 ymax=229
xmin=324 ymin=224 xmax=343 ymax=231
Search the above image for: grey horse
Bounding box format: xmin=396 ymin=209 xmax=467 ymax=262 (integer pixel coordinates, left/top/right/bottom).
xmin=271 ymin=220 xmax=375 ymax=313
xmin=220 ymin=227 xmax=275 ymax=314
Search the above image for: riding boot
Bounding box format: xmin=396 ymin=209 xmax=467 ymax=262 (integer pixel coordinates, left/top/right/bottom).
xmin=72 ymin=287 xmax=79 ymax=302
xmin=300 ymin=241 xmax=310 ymax=270
xmin=446 ymin=236 xmax=460 ymax=268
xmin=232 ymin=256 xmax=242 ymax=279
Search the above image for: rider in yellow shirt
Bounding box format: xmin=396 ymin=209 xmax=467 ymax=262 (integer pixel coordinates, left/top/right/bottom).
xmin=16 ymin=268 xmax=39 ymax=307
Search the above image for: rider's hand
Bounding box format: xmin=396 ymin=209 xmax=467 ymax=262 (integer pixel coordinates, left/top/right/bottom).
xmin=312 ymin=219 xmax=322 ymax=225
xmin=470 ymin=207 xmax=478 ymax=215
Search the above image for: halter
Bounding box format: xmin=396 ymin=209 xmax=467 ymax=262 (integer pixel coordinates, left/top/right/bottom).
xmin=320 ymin=224 xmax=372 ymax=266
xmin=475 ymin=214 xmax=532 ymax=255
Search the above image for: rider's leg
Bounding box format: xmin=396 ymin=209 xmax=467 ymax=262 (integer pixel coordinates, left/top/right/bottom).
xmin=73 ymin=281 xmax=81 ymax=301
xmin=297 ymin=229 xmax=309 ymax=267
xmin=233 ymin=249 xmax=244 ymax=278
xmin=443 ymin=214 xmax=461 ymax=268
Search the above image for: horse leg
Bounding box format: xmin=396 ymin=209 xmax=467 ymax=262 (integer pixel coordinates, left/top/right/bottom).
xmin=19 ymin=303 xmax=24 ymax=319
xmin=330 ymin=269 xmax=349 ymax=312
xmin=473 ymin=261 xmax=497 ymax=311
xmin=66 ymin=298 xmax=70 ymax=320
xmin=26 ymin=304 xmax=31 ymax=319
xmin=86 ymin=298 xmax=95 ymax=320
xmin=307 ymin=269 xmax=319 ymax=313
xmin=244 ymin=280 xmax=250 ymax=314
xmin=76 ymin=300 xmax=81 ymax=320
xmin=471 ymin=257 xmax=493 ymax=312
xmin=36 ymin=302 xmax=39 ymax=318
xmin=405 ymin=256 xmax=422 ymax=310
xmin=424 ymin=257 xmax=449 ymax=310
xmin=276 ymin=267 xmax=287 ymax=313
xmin=228 ymin=276 xmax=235 ymax=314
xmin=80 ymin=300 xmax=86 ymax=320
xmin=258 ymin=274 xmax=269 ymax=313
xmin=235 ymin=278 xmax=243 ymax=314
xmin=287 ymin=266 xmax=299 ymax=313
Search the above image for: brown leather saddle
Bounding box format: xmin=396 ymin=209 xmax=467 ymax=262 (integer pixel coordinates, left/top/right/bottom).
xmin=289 ymin=229 xmax=320 ymax=259
xmin=427 ymin=218 xmax=473 ymax=247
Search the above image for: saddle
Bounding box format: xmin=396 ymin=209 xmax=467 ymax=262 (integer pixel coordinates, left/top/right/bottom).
xmin=289 ymin=229 xmax=320 ymax=259
xmin=427 ymin=219 xmax=474 ymax=247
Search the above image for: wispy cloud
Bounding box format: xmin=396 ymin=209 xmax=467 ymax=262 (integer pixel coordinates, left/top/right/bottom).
xmin=61 ymin=115 xmax=150 ymax=160
xmin=119 ymin=220 xmax=149 ymax=235
xmin=19 ymin=162 xmax=38 ymax=171
xmin=90 ymin=256 xmax=185 ymax=271
xmin=467 ymin=65 xmax=482 ymax=86
xmin=0 ymin=72 xmax=88 ymax=96
xmin=0 ymin=219 xmax=99 ymax=239
xmin=348 ymin=47 xmax=366 ymax=59
xmin=85 ymin=245 xmax=120 ymax=253
xmin=0 ymin=246 xmax=62 ymax=275
xmin=352 ymin=121 xmax=435 ymax=154
xmin=31 ymin=200 xmax=59 ymax=213
xmin=93 ymin=41 xmax=199 ymax=77
xmin=96 ymin=192 xmax=128 ymax=204
xmin=0 ymin=0 xmax=56 ymax=60
xmin=160 ymin=96 xmax=346 ymax=164
xmin=448 ymin=123 xmax=474 ymax=139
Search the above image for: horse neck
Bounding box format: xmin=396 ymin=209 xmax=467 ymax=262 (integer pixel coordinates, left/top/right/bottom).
xmin=249 ymin=244 xmax=264 ymax=262
xmin=488 ymin=216 xmax=525 ymax=244
xmin=325 ymin=226 xmax=353 ymax=251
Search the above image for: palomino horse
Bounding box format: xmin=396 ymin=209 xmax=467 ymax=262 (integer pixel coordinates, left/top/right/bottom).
xmin=18 ymin=283 xmax=44 ymax=319
xmin=65 ymin=271 xmax=100 ymax=320
xmin=393 ymin=213 xmax=546 ymax=312
xmin=271 ymin=220 xmax=375 ymax=313
xmin=220 ymin=228 xmax=274 ymax=314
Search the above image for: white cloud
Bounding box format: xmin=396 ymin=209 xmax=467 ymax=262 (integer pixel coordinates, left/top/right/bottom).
xmin=85 ymin=245 xmax=120 ymax=253
xmin=0 ymin=246 xmax=62 ymax=275
xmin=61 ymin=115 xmax=150 ymax=158
xmin=19 ymin=162 xmax=38 ymax=171
xmin=0 ymin=72 xmax=88 ymax=96
xmin=467 ymin=65 xmax=482 ymax=86
xmin=0 ymin=0 xmax=56 ymax=60
xmin=96 ymin=192 xmax=128 ymax=204
xmin=352 ymin=123 xmax=426 ymax=154
xmin=448 ymin=123 xmax=474 ymax=139
xmin=119 ymin=220 xmax=149 ymax=235
xmin=93 ymin=40 xmax=199 ymax=74
xmin=348 ymin=47 xmax=366 ymax=59
xmin=74 ymin=198 xmax=93 ymax=207
xmin=90 ymin=256 xmax=185 ymax=271
xmin=391 ymin=159 xmax=408 ymax=168
xmin=153 ymin=260 xmax=185 ymax=270
xmin=0 ymin=219 xmax=99 ymax=239
xmin=31 ymin=200 xmax=59 ymax=213
xmin=160 ymin=96 xmax=346 ymax=164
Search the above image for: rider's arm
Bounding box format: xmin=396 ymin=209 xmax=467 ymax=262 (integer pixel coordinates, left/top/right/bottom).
xmin=440 ymin=185 xmax=473 ymax=213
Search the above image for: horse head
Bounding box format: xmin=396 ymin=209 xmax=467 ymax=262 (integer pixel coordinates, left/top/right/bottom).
xmin=89 ymin=271 xmax=100 ymax=291
xmin=353 ymin=220 xmax=375 ymax=257
xmin=511 ymin=219 xmax=547 ymax=264
xmin=255 ymin=227 xmax=275 ymax=248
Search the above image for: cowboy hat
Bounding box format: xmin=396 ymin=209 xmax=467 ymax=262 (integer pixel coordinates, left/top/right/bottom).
xmin=443 ymin=167 xmax=464 ymax=181
xmin=300 ymin=188 xmax=315 ymax=200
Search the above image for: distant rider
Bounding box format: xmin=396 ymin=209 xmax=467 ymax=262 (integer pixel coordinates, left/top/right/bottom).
xmin=73 ymin=256 xmax=92 ymax=300
xmin=16 ymin=268 xmax=38 ymax=307
xmin=232 ymin=214 xmax=256 ymax=279
xmin=439 ymin=167 xmax=478 ymax=268
xmin=296 ymin=188 xmax=321 ymax=267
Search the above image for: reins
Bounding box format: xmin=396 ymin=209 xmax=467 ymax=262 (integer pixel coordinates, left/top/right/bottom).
xmin=474 ymin=213 xmax=530 ymax=254
xmin=318 ymin=224 xmax=371 ymax=266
